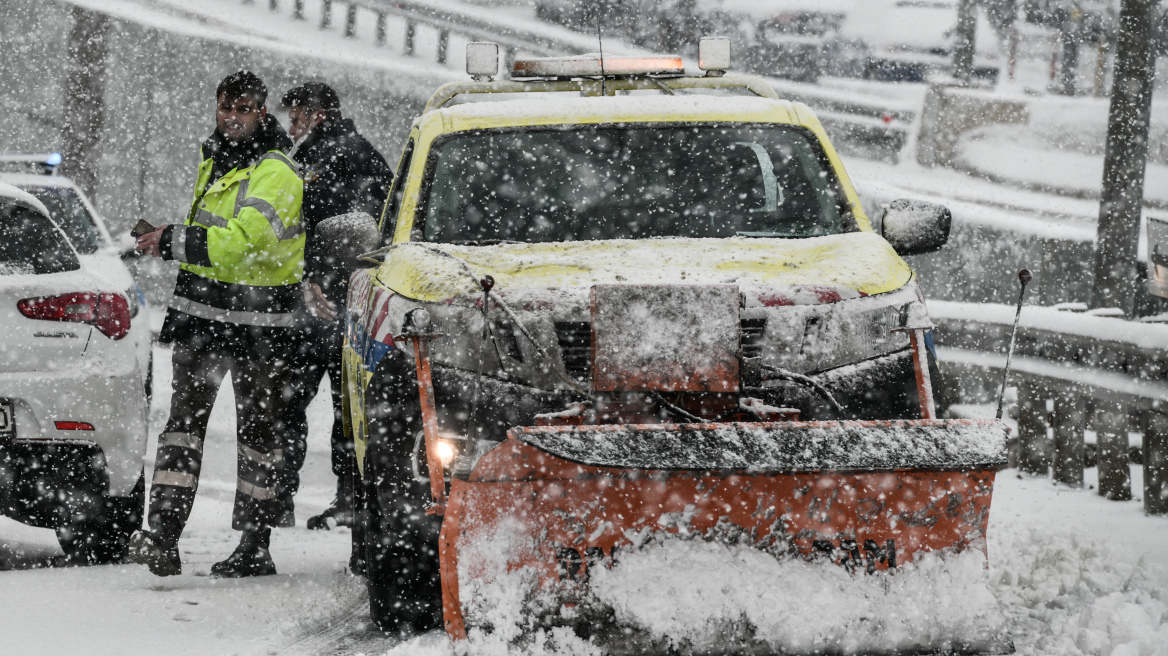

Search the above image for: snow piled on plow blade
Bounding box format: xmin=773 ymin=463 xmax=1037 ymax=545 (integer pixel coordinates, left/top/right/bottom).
xmin=453 ymin=528 xmax=1010 ymax=656
xmin=590 ymin=537 xmax=1010 ymax=656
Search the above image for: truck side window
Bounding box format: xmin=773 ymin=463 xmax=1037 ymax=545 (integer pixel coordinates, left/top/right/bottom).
xmin=379 ymin=138 xmax=415 ymax=246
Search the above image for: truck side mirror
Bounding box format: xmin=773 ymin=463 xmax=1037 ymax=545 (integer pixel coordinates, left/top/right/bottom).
xmin=317 ymin=212 xmax=380 ymax=269
xmin=881 ymin=199 xmax=952 ymax=256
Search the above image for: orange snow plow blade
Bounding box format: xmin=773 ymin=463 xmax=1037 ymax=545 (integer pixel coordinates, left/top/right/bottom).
xmin=438 ymin=419 xmax=1011 ymax=654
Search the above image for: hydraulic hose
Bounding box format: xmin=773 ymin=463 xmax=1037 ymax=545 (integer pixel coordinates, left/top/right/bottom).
xmin=650 ymin=392 xmax=705 ymax=423
xmin=758 ymin=364 xmax=847 ymax=417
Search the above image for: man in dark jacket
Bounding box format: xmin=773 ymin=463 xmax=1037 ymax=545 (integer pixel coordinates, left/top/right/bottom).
xmin=279 ymin=81 xmax=392 ymax=529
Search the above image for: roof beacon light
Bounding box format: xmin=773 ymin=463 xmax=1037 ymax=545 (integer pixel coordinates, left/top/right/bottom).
xmin=466 ymin=43 xmax=500 ymax=81
xmin=698 ymin=37 xmax=731 ymax=76
xmin=512 ymin=54 xmax=684 ymax=79
xmin=0 ymin=152 xmax=63 ymax=175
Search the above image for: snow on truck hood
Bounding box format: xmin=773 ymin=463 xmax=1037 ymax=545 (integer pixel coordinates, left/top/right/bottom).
xmin=376 ymin=232 xmax=913 ymax=306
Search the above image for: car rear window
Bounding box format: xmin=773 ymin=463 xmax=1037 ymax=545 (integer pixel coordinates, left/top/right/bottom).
xmin=420 ymin=124 xmax=851 ymax=244
xmin=0 ymin=203 xmax=80 ymax=275
xmin=23 ymin=186 xmax=103 ymax=254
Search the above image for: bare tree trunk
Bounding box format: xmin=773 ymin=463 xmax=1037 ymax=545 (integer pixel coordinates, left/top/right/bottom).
xmin=1091 ymin=0 xmax=1159 ymax=314
xmin=61 ymin=7 xmax=110 ymax=200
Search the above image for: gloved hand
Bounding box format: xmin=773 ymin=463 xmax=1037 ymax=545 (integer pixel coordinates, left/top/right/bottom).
xmin=135 ymin=226 xmax=168 ymax=258
xmin=303 ymin=280 xmax=338 ymax=321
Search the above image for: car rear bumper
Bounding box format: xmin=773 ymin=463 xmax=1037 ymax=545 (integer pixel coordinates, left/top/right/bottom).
xmin=0 ymin=441 xmax=111 ymax=528
xmin=0 ymin=365 xmax=147 ymax=497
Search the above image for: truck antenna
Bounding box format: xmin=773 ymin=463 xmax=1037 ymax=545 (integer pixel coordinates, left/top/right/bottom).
xmin=596 ymin=3 xmax=607 ymax=96
xmin=995 ymin=268 xmax=1032 ymax=420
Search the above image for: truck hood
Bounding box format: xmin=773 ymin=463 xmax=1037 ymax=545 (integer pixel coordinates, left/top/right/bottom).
xmin=375 ymin=232 xmax=913 ymax=308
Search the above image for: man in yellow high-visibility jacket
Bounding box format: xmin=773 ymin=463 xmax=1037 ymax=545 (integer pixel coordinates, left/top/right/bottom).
xmin=129 ymin=71 xmax=304 ymax=578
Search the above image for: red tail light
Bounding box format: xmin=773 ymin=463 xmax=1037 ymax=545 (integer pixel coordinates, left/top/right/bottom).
xmin=18 ymin=292 xmax=131 ymax=340
xmin=55 ymin=421 xmax=95 ymax=431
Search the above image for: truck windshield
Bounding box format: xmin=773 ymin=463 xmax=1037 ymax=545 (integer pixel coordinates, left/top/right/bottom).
xmin=421 ymin=125 xmax=850 ymax=244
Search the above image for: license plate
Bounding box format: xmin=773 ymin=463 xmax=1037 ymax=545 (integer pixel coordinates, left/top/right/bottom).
xmin=0 ymin=400 xmax=14 ymax=436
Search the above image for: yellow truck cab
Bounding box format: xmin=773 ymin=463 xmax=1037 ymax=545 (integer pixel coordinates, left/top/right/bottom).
xmin=341 ymin=40 xmax=954 ymax=634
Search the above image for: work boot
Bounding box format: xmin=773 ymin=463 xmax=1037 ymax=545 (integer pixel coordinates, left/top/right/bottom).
xmin=127 ymin=530 xmax=182 ymax=577
xmin=306 ymin=476 xmax=353 ymax=530
xmin=210 ymin=528 xmax=276 ymax=578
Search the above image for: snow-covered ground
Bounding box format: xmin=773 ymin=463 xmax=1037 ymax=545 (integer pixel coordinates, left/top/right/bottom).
xmin=1 ymin=346 xmax=1166 ymax=655
xmin=0 ymin=346 xmax=382 ymax=655
xmin=3 ymin=3 xmax=1168 ymax=650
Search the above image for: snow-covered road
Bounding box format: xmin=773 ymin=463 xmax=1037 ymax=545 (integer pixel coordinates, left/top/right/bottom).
xmin=0 ymin=346 xmax=386 ymax=655
xmin=2 ymin=345 xmax=1167 ymax=655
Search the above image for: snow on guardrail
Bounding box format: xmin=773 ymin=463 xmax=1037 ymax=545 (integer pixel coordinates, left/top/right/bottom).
xmin=931 ymin=300 xmax=1168 ymax=408
xmin=930 ymin=300 xmax=1168 ymax=512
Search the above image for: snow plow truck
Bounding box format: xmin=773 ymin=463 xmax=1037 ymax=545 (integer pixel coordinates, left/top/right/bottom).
xmin=340 ymin=39 xmax=1011 ymax=654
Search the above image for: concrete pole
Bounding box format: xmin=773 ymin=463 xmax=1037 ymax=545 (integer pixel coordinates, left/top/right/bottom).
xmin=1017 ymin=382 xmax=1049 ymax=475
xmin=1091 ymin=0 xmax=1159 ymax=314
xmin=344 ymin=3 xmax=358 ymax=38
xmin=953 ymin=0 xmax=978 ymax=84
xmin=61 ymin=7 xmax=110 ymax=200
xmin=1053 ymin=390 xmax=1086 ymax=486
xmin=1146 ymin=410 xmax=1168 ymax=514
xmin=1095 ymin=400 xmax=1131 ymax=500
xmin=404 ymin=20 xmax=416 ymax=57
xmin=321 ymin=0 xmax=332 ymax=30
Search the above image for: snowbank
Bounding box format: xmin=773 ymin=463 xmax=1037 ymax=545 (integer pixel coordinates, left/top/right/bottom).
xmin=446 ymin=528 xmax=1008 ymax=656
xmin=590 ymin=538 xmax=1008 ymax=655
xmin=988 ymin=468 xmax=1168 ymax=656
xmin=379 ymin=466 xmax=1168 ymax=656
xmin=958 ymin=127 xmax=1168 ymax=207
xmin=992 ymin=528 xmax=1168 ymax=656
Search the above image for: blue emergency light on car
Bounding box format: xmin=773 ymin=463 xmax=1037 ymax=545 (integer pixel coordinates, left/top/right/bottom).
xmin=0 ymin=152 xmax=64 ymax=175
xmin=42 ymin=152 xmax=63 ymax=174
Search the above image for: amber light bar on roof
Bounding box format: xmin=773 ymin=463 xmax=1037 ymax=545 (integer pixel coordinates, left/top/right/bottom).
xmin=512 ymin=54 xmax=685 ymax=78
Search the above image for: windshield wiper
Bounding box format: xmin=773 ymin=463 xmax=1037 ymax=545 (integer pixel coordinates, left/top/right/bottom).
xmin=446 ymin=239 xmax=524 ymax=246
xmin=735 ymin=231 xmax=804 ymax=238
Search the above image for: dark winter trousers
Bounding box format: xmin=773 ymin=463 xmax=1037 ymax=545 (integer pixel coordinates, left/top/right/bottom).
xmin=147 ymin=345 xmax=294 ymax=545
xmin=278 ymin=318 xmax=352 ymax=516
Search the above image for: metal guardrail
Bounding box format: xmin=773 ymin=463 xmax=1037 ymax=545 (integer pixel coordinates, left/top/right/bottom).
xmin=245 ymin=0 xmax=910 ymax=161
xmin=250 ymin=0 xmax=598 ymax=68
xmin=930 ymin=300 xmax=1168 ymax=514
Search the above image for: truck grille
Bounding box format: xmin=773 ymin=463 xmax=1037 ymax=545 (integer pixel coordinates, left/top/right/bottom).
xmin=554 ymin=321 xmax=592 ymax=383
xmin=741 ymin=318 xmax=767 ymax=359
xmin=554 ymin=319 xmax=768 ymax=382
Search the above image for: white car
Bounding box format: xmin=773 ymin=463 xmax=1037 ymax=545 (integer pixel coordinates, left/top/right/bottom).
xmin=0 ymin=181 xmax=148 ymax=564
xmin=0 ymin=160 xmax=152 ymax=395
